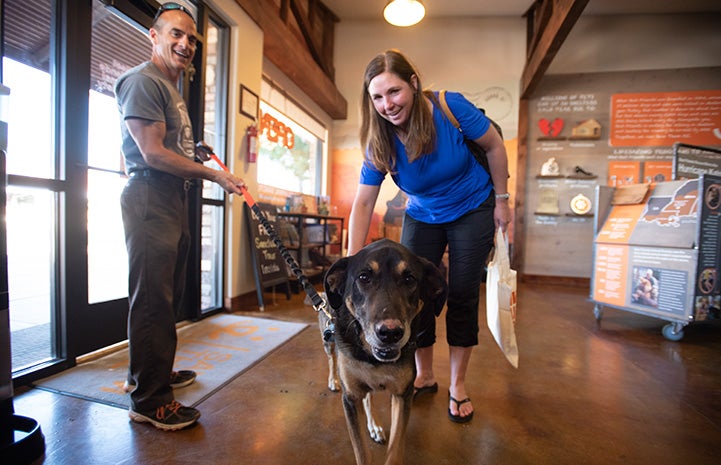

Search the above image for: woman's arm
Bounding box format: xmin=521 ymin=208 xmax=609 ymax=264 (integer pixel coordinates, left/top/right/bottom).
xmin=347 ymin=183 xmax=382 ymax=255
xmin=474 ymin=125 xmax=511 ymax=231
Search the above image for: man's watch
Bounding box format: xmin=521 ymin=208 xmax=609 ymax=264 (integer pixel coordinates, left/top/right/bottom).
xmin=495 ymin=193 xmax=510 ymax=200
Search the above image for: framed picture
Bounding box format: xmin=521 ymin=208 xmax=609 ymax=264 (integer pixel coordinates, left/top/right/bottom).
xmin=240 ymin=85 xmax=258 ymax=120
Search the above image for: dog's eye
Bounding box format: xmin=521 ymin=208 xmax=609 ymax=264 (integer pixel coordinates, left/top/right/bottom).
xmin=401 ymin=274 xmax=417 ymax=287
xmin=358 ymin=271 xmax=372 ymax=283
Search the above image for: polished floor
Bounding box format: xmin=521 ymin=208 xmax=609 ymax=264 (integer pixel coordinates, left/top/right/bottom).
xmin=12 ymin=283 xmax=721 ymax=465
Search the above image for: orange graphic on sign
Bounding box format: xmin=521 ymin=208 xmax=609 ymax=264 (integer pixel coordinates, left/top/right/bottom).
xmin=608 ymin=161 xmax=642 ymax=187
xmin=595 ymin=203 xmax=647 ymax=244
xmin=642 ymin=161 xmax=673 ymax=184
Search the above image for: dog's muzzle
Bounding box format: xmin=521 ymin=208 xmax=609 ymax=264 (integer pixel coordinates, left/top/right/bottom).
xmin=372 ymin=346 xmax=401 ymax=362
xmin=371 ymin=320 xmax=407 ymax=362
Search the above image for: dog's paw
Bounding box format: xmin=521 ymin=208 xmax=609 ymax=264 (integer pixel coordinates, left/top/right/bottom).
xmin=367 ymin=423 xmax=386 ymax=444
xmin=328 ymin=376 xmax=341 ymax=392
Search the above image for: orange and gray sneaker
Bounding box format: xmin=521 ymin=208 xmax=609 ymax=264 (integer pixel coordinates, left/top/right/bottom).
xmin=129 ymin=400 xmax=200 ymax=431
xmin=123 ymin=370 xmax=197 ymax=393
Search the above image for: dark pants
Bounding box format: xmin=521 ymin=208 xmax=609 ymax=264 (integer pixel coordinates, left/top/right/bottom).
xmin=121 ymin=170 xmax=190 ymax=411
xmin=402 ymin=195 xmax=496 ymax=348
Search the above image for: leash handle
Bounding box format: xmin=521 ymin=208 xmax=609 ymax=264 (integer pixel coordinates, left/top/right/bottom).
xmin=207 ymin=153 xmax=256 ymax=207
xmin=208 ymin=152 xmax=228 ymax=171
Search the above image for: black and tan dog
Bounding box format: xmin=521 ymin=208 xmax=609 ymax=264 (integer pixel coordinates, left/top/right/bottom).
xmin=320 ymin=239 xmax=447 ymax=465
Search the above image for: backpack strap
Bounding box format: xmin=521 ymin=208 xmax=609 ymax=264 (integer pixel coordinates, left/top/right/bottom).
xmin=438 ymin=89 xmax=505 ymax=141
xmin=438 ymin=90 xmax=461 ymax=129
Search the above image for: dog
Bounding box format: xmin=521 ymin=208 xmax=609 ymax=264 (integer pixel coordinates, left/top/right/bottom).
xmin=320 ymin=239 xmax=447 ymax=465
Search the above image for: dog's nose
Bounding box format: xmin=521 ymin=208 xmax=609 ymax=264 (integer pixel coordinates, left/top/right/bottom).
xmin=376 ymin=320 xmax=404 ymax=344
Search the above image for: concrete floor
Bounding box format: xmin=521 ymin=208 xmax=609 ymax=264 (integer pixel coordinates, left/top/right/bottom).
xmin=11 ymin=282 xmax=721 ymax=465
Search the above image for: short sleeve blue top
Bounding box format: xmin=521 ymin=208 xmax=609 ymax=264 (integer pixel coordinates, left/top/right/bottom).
xmin=359 ymin=91 xmax=493 ymax=224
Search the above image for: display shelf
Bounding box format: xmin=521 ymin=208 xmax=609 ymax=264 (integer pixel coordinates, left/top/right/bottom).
xmin=277 ymin=212 xmax=344 ymax=291
xmin=566 ymin=174 xmax=598 ymax=180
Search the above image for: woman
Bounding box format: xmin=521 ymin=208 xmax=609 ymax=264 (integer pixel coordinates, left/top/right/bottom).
xmin=347 ymin=49 xmax=511 ymax=423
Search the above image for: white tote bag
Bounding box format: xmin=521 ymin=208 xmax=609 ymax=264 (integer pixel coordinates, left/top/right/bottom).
xmin=486 ymin=228 xmax=519 ymax=368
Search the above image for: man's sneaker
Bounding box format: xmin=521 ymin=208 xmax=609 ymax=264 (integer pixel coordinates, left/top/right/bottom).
xmin=129 ymin=400 xmax=200 ymax=431
xmin=122 ymin=370 xmax=197 ymax=393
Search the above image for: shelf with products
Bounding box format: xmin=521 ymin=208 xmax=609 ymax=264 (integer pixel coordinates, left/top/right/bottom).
xmin=276 ymin=212 xmax=344 ymax=290
xmin=533 ymin=172 xmax=598 ymax=217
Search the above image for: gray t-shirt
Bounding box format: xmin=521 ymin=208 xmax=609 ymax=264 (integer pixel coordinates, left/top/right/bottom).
xmin=115 ymin=61 xmax=194 ymax=174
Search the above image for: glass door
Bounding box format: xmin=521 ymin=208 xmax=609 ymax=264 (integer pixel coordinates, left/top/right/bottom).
xmin=80 ymin=2 xmax=154 ymax=353
xmin=4 ymin=0 xmax=58 ymax=374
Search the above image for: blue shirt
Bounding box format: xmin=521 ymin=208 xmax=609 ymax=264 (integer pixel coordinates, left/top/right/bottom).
xmin=359 ymin=91 xmax=493 ymax=224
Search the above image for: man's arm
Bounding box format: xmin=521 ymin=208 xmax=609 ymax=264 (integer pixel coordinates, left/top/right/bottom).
xmin=125 ymin=118 xmax=245 ymax=195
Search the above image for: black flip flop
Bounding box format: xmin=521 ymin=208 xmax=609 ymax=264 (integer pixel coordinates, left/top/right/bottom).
xmin=448 ymin=394 xmax=474 ymax=423
xmin=412 ymin=382 xmax=439 ymax=400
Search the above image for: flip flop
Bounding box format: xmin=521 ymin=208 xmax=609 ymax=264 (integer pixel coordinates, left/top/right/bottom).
xmin=412 ymin=382 xmax=439 ymax=400
xmin=448 ymin=394 xmax=474 ymax=423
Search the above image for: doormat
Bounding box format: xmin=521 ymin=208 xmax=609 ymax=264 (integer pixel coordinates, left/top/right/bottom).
xmin=33 ymin=313 xmax=307 ymax=409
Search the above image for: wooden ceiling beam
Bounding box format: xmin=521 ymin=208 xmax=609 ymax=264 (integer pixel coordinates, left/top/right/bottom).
xmin=513 ymin=0 xmax=589 ymax=273
xmin=234 ymin=0 xmax=347 ymax=120
xmin=288 ymin=0 xmax=334 ymax=79
xmin=520 ymin=0 xmax=590 ymax=99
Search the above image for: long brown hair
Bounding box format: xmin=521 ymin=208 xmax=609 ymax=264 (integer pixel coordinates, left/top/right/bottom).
xmin=360 ymin=49 xmax=435 ymax=173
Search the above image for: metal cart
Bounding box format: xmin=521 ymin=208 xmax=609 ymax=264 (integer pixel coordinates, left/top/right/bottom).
xmin=590 ymin=175 xmax=721 ymax=341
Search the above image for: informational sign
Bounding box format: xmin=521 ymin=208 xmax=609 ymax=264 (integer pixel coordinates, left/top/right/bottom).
xmin=244 ymin=203 xmax=290 ymax=309
xmin=596 ymin=179 xmax=698 ymax=248
xmin=673 ymin=143 xmax=721 ymax=180
xmin=610 ymin=90 xmax=721 ymax=147
xmin=694 ymin=175 xmax=721 ymax=320
xmin=593 ymin=176 xmax=721 ymax=322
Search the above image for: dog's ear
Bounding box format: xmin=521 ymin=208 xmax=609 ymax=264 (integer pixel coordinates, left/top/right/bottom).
xmin=420 ymin=258 xmax=448 ymax=316
xmin=323 ymin=257 xmax=349 ymax=309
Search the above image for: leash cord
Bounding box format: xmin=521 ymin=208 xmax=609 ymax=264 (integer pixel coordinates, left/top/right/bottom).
xmin=208 ymin=153 xmax=335 ymax=338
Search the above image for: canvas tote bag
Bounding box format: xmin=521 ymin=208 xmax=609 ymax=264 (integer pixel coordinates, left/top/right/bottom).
xmin=486 ymin=227 xmax=519 ymax=368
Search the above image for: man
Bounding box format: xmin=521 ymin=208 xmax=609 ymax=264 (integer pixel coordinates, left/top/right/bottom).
xmin=115 ymin=2 xmax=245 ymax=431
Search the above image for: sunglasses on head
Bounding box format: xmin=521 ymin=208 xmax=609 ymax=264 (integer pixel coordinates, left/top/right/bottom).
xmin=153 ymin=2 xmax=195 ymax=24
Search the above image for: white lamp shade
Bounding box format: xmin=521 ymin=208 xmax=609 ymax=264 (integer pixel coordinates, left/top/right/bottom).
xmin=383 ymin=0 xmax=425 ymax=27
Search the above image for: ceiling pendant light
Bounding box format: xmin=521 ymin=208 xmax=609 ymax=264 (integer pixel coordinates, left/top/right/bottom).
xmin=383 ymin=0 xmax=426 ymax=27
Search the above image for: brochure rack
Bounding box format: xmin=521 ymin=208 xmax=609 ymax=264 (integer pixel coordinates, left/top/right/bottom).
xmin=590 ymin=175 xmax=721 ymax=340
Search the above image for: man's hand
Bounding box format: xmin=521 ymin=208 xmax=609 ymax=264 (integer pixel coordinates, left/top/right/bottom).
xmin=195 ymin=141 xmax=214 ymax=162
xmin=215 ymin=170 xmax=246 ymax=196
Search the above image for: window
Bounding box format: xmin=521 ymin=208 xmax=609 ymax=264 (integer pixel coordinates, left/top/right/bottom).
xmin=257 ymin=80 xmax=326 ymax=196
xmin=3 ymin=0 xmax=56 ymax=372
xmin=199 ymin=17 xmax=229 ymax=313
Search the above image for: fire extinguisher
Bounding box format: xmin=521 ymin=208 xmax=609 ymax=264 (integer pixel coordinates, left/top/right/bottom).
xmin=246 ymin=125 xmax=258 ymax=163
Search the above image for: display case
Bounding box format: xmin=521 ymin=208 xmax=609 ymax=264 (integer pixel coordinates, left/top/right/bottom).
xmin=590 ymin=175 xmax=721 ymax=340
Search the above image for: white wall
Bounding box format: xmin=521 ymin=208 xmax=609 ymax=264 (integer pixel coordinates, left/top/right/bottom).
xmin=332 ymin=17 xmax=527 ymax=149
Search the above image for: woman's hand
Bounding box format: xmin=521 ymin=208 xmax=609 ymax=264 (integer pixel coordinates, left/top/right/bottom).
xmin=494 ymin=198 xmax=511 ymax=231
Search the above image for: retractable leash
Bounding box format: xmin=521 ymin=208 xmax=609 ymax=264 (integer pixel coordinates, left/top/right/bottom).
xmin=204 ymin=148 xmax=335 ymax=340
